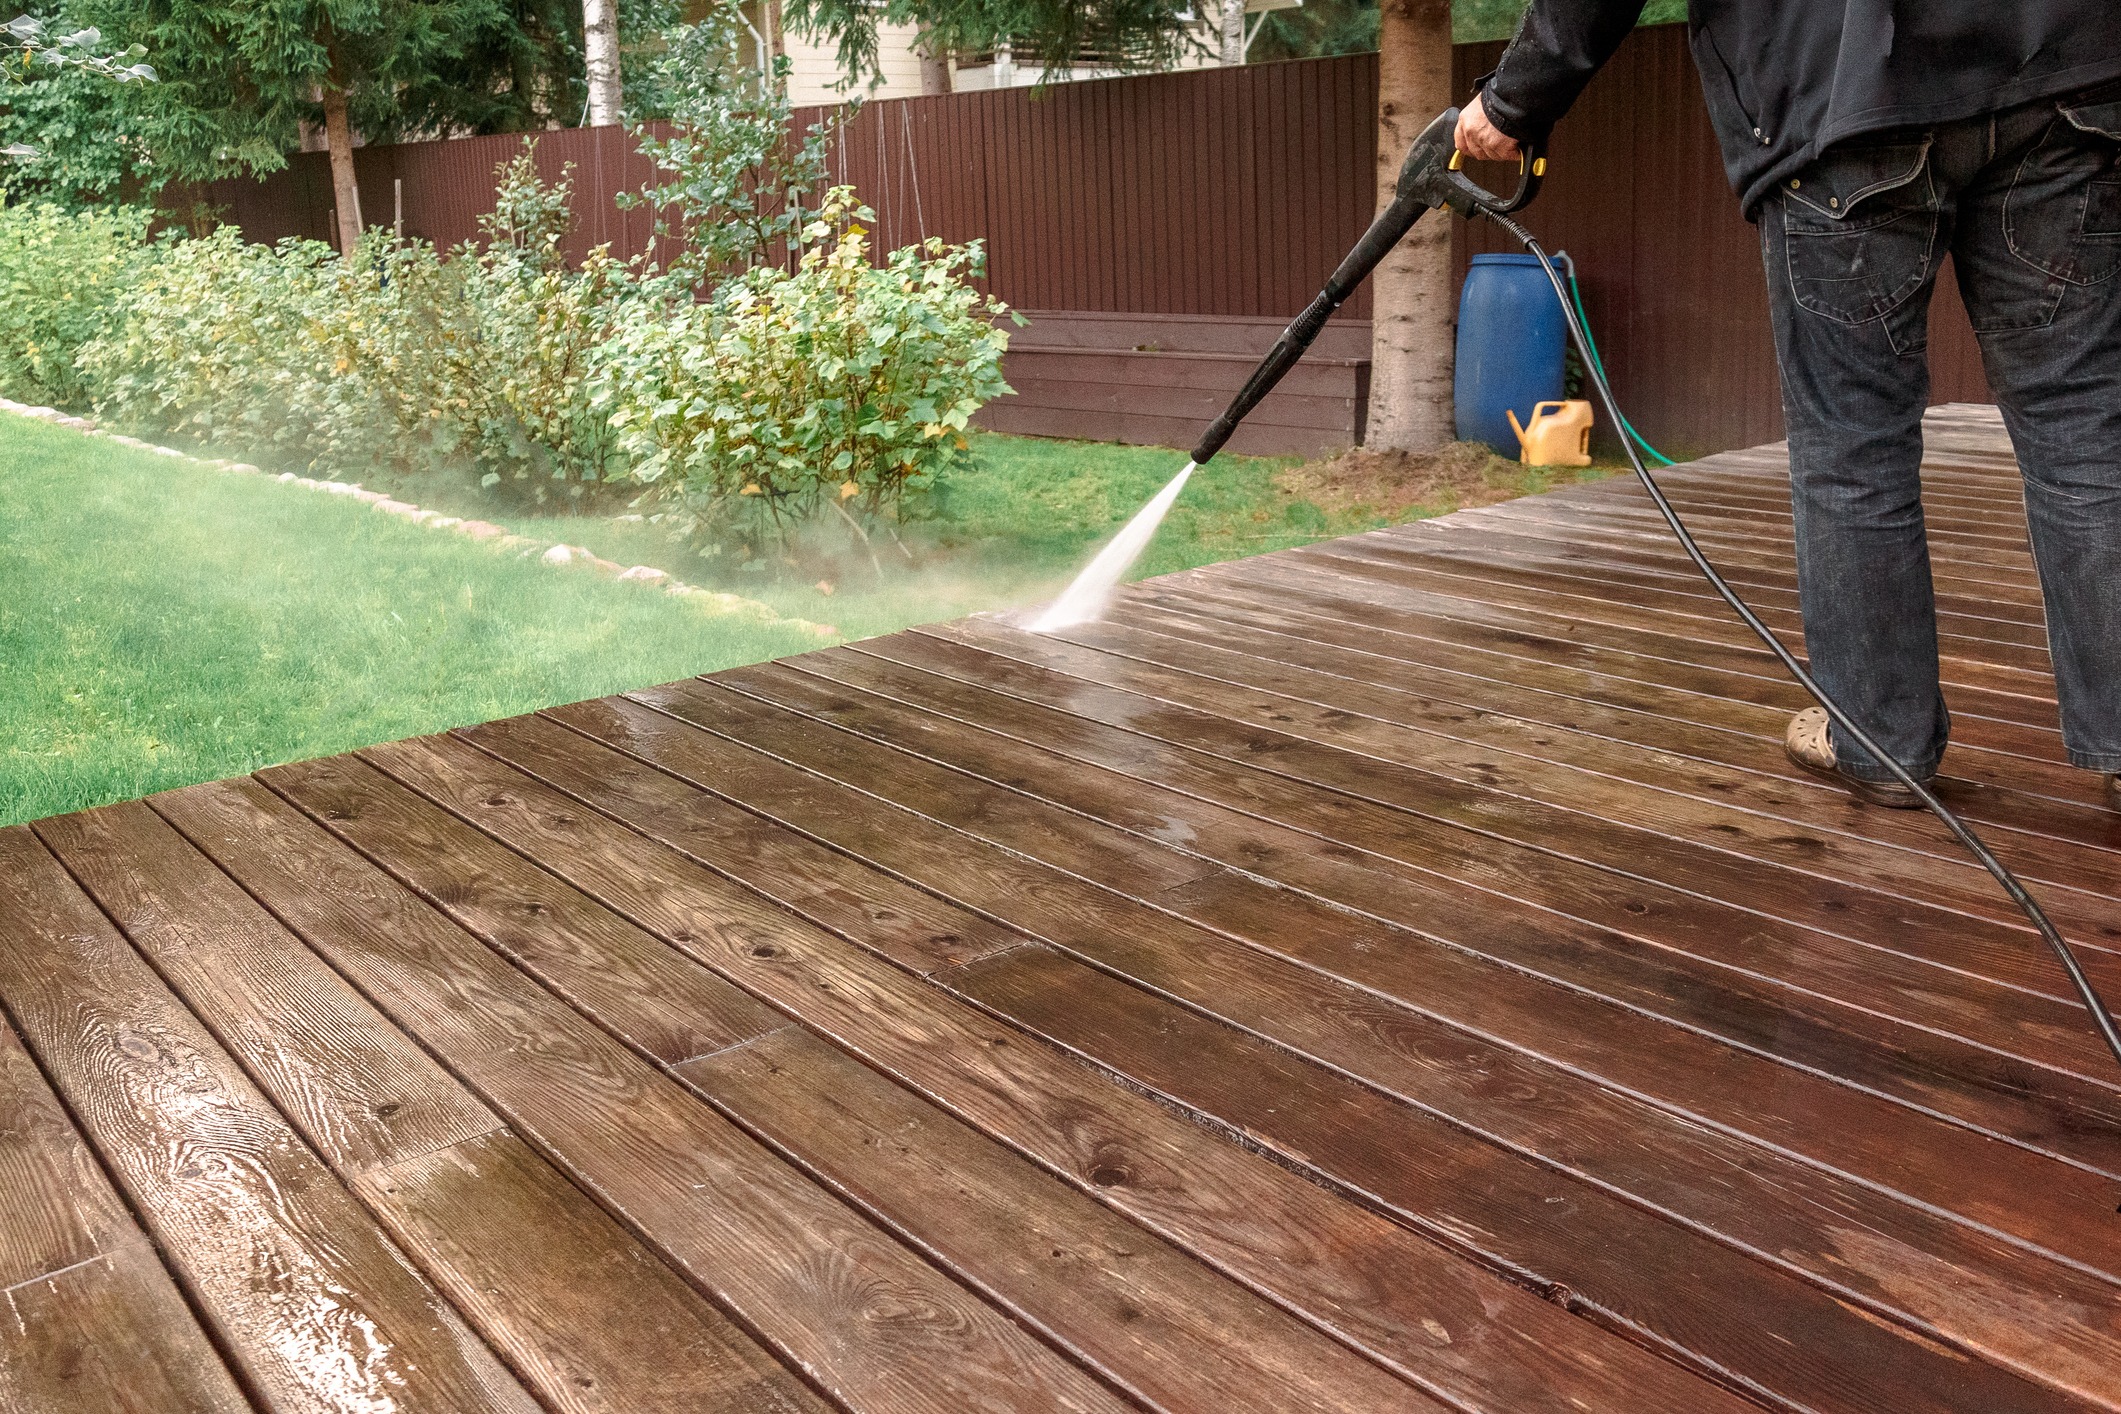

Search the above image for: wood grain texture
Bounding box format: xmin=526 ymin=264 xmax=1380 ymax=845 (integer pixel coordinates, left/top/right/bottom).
xmin=192 ymin=770 xmax=1129 ymax=1414
xmin=450 ymin=715 xmax=1021 ymax=977
xmin=0 ymin=825 xmax=538 ymax=1413
xmin=592 ymin=679 xmax=2121 ymax=1405
xmin=38 ymin=800 xmax=505 ymax=1177
xmin=0 ymin=1019 xmax=251 ymax=1413
xmin=369 ymin=714 xmax=1739 ymax=1414
xmin=953 ymin=945 xmax=2096 ymax=1414
xmin=75 ymin=789 xmax=825 ymax=1414
xmin=878 ymin=622 xmax=2121 ymax=1123
xmin=352 ymin=1131 xmax=828 ymax=1414
xmin=653 ymin=670 xmax=2121 ymax=1271
xmin=534 ymin=689 xmax=2121 ymax=1410
xmin=684 ymin=1025 xmax=1432 ymax=1413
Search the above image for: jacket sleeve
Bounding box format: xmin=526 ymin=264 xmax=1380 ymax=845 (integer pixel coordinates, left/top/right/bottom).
xmin=1477 ymin=0 xmax=1648 ymax=142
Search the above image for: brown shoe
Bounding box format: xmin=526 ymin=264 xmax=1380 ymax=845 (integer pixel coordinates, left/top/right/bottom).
xmin=1784 ymin=707 xmax=1929 ymax=809
xmin=2108 ymin=773 xmax=2120 ymax=812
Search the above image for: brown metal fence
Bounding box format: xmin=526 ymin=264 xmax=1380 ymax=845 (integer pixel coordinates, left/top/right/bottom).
xmin=185 ymin=27 xmax=1992 ymax=455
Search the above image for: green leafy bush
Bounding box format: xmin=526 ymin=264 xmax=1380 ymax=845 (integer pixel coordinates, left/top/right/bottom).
xmin=81 ymin=148 xmax=627 ymax=497
xmin=620 ymin=13 xmax=840 ymax=289
xmin=0 ymin=198 xmax=155 ymax=406
xmin=599 ymin=189 xmax=1016 ymax=558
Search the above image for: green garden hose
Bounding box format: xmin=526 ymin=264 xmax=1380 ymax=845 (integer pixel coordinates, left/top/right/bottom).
xmin=1557 ymin=257 xmax=1676 ymax=467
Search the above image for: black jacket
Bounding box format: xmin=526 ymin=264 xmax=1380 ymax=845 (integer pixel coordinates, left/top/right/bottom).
xmin=1479 ymin=2 xmax=2121 ymax=217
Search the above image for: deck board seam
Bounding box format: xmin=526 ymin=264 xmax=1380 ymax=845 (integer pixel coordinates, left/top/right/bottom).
xmin=755 ymin=657 xmax=2112 ymax=1093
xmin=678 ymin=675 xmax=2121 ymax=1284
xmin=505 ymin=689 xmax=2120 ymax=1406
xmin=414 ymin=716 xmax=1701 ymax=1411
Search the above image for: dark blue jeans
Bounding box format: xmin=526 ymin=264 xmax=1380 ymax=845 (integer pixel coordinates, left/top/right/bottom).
xmin=1760 ymin=83 xmax=2121 ymax=781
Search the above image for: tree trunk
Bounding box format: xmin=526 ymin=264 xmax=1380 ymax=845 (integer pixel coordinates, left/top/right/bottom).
xmin=583 ymin=0 xmax=621 ymax=125
xmin=917 ymin=28 xmax=952 ymax=94
xmin=764 ymin=0 xmax=786 ymax=62
xmin=319 ymin=79 xmax=363 ymax=259
xmin=1366 ymin=0 xmax=1455 ymax=452
xmin=1219 ymin=0 xmax=1247 ymax=66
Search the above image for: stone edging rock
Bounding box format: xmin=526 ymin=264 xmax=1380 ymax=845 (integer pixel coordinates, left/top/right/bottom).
xmin=0 ymin=398 xmax=838 ymax=640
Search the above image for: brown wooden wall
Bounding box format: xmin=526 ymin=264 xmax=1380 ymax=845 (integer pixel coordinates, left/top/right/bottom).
xmin=1452 ymin=31 xmax=1991 ymax=455
xmin=189 ymin=27 xmax=1993 ymax=456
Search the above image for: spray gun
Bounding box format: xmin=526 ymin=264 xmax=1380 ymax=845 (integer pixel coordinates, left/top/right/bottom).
xmin=1189 ymin=107 xmax=1545 ymax=467
xmin=1172 ymin=106 xmax=2121 ymax=1080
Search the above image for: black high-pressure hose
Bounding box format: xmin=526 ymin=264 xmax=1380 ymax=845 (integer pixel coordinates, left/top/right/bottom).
xmin=1193 ymin=108 xmax=2121 ymax=1078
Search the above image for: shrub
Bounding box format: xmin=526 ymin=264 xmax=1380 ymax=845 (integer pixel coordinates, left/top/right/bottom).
xmin=459 ymin=240 xmax=632 ymax=494
xmin=621 ymin=12 xmax=839 ymax=290
xmin=82 ymin=147 xmax=625 ymax=497
xmin=78 ymin=225 xmax=325 ymax=450
xmin=0 ymin=198 xmax=155 ymax=407
xmin=599 ymin=189 xmax=1016 ymax=559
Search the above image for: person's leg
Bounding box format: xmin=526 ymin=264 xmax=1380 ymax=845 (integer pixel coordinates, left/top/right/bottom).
xmin=1952 ymin=88 xmax=2121 ymax=788
xmin=1759 ymin=132 xmax=1961 ymax=790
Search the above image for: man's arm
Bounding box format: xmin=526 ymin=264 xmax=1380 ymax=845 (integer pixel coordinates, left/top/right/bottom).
xmin=1456 ymin=0 xmax=1648 ymax=159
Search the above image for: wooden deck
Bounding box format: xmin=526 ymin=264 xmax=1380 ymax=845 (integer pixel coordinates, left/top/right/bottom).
xmin=4 ymin=403 xmax=2118 ymax=1412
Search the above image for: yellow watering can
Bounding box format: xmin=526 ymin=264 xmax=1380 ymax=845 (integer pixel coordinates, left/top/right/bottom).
xmin=1506 ymin=399 xmax=1594 ymax=467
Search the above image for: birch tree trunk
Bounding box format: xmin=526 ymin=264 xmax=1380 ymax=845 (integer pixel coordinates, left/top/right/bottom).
xmin=319 ymin=78 xmax=363 ymax=259
xmin=1219 ymin=0 xmax=1247 ymax=66
xmin=1365 ymin=0 xmax=1455 ymax=451
xmin=917 ymin=26 xmax=951 ymax=94
xmin=583 ymin=0 xmax=621 ymax=125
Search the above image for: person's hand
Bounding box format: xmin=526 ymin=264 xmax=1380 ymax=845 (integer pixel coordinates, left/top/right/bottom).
xmin=1455 ymin=94 xmax=1522 ymax=163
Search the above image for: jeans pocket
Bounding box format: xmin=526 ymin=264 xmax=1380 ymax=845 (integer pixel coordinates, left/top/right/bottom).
xmin=2007 ymin=101 xmax=2121 ymax=283
xmin=1780 ymin=141 xmax=1939 ymax=325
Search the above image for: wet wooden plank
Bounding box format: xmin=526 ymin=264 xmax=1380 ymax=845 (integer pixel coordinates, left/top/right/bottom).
xmin=907 ymin=612 xmax=2121 ymax=983
xmin=954 ymin=944 xmax=2101 ymax=1414
xmin=877 ymin=618 xmax=2121 ymax=970
xmin=686 ymin=667 xmax=2121 ymax=1205
xmin=1342 ymin=533 xmax=2052 ymax=675
xmin=1432 ymin=507 xmax=2051 ymax=612
xmin=364 ymin=722 xmax=1732 ymax=1414
xmin=882 ymin=622 xmax=2121 ymax=1078
xmin=548 ymin=689 xmax=2121 ymax=1404
xmin=444 ymin=713 xmax=1023 ymax=980
xmin=1299 ymin=539 xmax=2057 ymax=676
xmin=1411 ymin=521 xmax=2050 ymax=648
xmin=1183 ymin=550 xmax=2066 ymax=731
xmin=38 ymin=801 xmax=504 ymax=1176
xmin=64 ymin=793 xmax=825 ymax=1414
xmin=0 ymin=825 xmax=538 ymax=1413
xmin=683 ymin=1025 xmax=1434 ymax=1413
xmin=1237 ymin=539 xmax=2057 ymax=701
xmin=190 ymin=771 xmax=1127 ymax=1414
xmin=1114 ymin=577 xmax=2111 ymax=835
xmin=0 ymin=1019 xmax=252 ymax=1414
xmin=352 ymin=1131 xmax=827 ymax=1414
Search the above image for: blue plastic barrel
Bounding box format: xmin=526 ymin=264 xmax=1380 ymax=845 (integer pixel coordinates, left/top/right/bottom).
xmin=1455 ymin=252 xmax=1567 ymax=456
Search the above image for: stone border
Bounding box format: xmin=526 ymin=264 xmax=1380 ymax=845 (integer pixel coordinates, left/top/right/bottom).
xmin=0 ymin=398 xmax=838 ymax=640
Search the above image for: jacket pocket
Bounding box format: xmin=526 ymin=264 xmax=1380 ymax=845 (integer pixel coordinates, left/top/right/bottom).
xmin=1780 ymin=141 xmax=1939 ymax=325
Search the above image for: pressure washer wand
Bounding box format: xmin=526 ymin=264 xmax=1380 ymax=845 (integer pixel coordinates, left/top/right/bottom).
xmin=1188 ymin=106 xmax=2121 ymax=1079
xmin=1190 ymin=108 xmax=1545 ymax=466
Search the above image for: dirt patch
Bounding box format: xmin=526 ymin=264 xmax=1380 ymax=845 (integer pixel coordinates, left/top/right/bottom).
xmin=1274 ymin=440 xmax=1551 ymax=520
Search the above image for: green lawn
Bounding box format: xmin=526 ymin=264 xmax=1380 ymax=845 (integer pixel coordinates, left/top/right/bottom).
xmin=0 ymin=416 xmax=829 ymax=825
